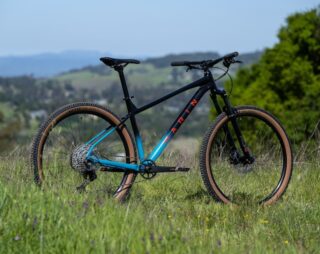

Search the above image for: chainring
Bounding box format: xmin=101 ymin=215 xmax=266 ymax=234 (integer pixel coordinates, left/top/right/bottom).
xmin=140 ymin=160 xmax=157 ymax=180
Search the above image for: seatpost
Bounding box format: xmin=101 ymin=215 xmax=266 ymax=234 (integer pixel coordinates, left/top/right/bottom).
xmin=115 ymin=65 xmax=131 ymax=102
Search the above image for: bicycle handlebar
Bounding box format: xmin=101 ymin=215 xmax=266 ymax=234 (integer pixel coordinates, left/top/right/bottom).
xmin=171 ymin=51 xmax=239 ymax=68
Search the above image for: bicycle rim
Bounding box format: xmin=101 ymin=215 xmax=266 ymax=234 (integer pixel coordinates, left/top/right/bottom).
xmin=36 ymin=110 xmax=132 ymax=196
xmin=208 ymin=111 xmax=288 ymax=204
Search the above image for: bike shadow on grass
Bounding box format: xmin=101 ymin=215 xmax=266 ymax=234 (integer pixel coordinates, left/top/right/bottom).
xmin=184 ymin=189 xmax=262 ymax=206
xmin=184 ymin=189 xmax=212 ymax=202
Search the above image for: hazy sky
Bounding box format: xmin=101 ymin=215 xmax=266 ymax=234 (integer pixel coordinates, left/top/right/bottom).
xmin=0 ymin=0 xmax=319 ymax=57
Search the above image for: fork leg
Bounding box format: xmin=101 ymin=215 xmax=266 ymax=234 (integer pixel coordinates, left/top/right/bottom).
xmin=219 ymin=92 xmax=252 ymax=159
xmin=210 ymin=92 xmax=237 ymax=151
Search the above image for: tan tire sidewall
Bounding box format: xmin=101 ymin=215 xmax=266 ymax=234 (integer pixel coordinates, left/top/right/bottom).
xmin=35 ymin=104 xmax=137 ymax=202
xmin=205 ymin=107 xmax=293 ymax=205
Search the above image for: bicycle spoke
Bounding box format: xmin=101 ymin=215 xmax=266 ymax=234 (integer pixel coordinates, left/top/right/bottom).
xmin=208 ymin=113 xmax=286 ymax=204
xmin=38 ymin=110 xmax=132 ymax=196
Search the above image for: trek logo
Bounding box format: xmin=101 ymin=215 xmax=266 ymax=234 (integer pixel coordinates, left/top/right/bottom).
xmin=178 ymin=117 xmax=184 ymax=124
xmin=190 ymin=99 xmax=198 ymax=106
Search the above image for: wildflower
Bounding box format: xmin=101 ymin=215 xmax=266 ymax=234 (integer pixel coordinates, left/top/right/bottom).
xmin=284 ymin=240 xmax=289 ymax=244
xmin=259 ymin=219 xmax=269 ymax=224
xmin=13 ymin=235 xmax=21 ymax=241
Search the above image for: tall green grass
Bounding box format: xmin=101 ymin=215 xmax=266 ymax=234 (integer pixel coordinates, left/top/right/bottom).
xmin=0 ymin=151 xmax=319 ymax=253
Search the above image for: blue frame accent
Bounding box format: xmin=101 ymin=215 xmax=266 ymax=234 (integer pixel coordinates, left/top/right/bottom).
xmin=86 ymin=127 xmax=116 ymax=157
xmin=85 ymin=129 xmax=109 ymax=145
xmin=148 ymin=132 xmax=171 ymax=161
xmin=135 ymin=135 xmax=145 ymax=161
xmin=88 ymin=155 xmax=140 ymax=171
xmin=84 ymin=76 xmax=212 ymax=172
xmin=85 ymin=130 xmax=173 ymax=171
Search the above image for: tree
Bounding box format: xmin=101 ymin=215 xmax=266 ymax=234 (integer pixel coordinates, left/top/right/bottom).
xmin=227 ymin=8 xmax=320 ymax=142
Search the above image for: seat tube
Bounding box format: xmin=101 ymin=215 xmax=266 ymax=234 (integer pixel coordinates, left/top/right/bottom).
xmin=130 ymin=116 xmax=145 ymax=162
xmin=115 ymin=66 xmax=145 ymax=161
xmin=115 ymin=66 xmax=131 ymax=106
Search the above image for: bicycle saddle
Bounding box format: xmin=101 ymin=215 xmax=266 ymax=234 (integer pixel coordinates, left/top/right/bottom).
xmin=100 ymin=57 xmax=140 ymax=67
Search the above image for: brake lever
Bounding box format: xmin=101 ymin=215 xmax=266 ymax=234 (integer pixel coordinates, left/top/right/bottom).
xmin=223 ymin=58 xmax=243 ymax=68
xmin=186 ymin=65 xmax=200 ymax=72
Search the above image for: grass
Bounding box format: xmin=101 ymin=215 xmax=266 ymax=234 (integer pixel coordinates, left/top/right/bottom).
xmin=0 ymin=150 xmax=319 ymax=253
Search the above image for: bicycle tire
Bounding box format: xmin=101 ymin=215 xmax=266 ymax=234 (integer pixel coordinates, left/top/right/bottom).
xmin=199 ymin=106 xmax=293 ymax=205
xmin=30 ymin=102 xmax=137 ymax=202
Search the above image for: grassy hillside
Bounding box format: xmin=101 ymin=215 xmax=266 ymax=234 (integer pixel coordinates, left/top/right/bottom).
xmin=0 ymin=44 xmax=318 ymax=252
xmin=0 ymin=151 xmax=319 ymax=253
xmin=57 ymin=63 xmax=172 ymax=90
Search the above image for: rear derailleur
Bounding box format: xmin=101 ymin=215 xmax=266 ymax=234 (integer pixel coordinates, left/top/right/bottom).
xmin=76 ymin=170 xmax=97 ymax=193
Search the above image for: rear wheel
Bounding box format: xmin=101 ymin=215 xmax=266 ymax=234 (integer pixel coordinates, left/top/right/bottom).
xmin=31 ymin=102 xmax=137 ymax=202
xmin=200 ymin=106 xmax=293 ymax=205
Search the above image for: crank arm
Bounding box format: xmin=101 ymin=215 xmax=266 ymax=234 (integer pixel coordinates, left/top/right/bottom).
xmin=148 ymin=166 xmax=190 ymax=173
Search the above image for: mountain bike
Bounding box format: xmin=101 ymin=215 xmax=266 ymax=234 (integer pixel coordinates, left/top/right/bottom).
xmin=31 ymin=52 xmax=293 ymax=205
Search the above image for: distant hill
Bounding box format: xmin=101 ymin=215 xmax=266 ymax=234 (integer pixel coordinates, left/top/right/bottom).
xmin=0 ymin=50 xmax=107 ymax=77
xmin=0 ymin=50 xmax=262 ymax=78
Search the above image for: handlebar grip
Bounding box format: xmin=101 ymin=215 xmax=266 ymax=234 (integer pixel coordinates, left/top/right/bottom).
xmin=224 ymin=51 xmax=239 ymax=59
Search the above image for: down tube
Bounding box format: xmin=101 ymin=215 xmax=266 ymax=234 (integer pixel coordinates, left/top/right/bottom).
xmin=148 ymin=86 xmax=209 ymax=161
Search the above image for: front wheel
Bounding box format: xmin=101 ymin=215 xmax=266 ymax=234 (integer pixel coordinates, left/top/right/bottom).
xmin=31 ymin=102 xmax=137 ymax=202
xmin=199 ymin=106 xmax=293 ymax=205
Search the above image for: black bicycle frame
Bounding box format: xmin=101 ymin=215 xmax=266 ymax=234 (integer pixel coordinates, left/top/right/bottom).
xmin=86 ymin=65 xmax=249 ymax=172
xmin=113 ymin=65 xmax=242 ymax=163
